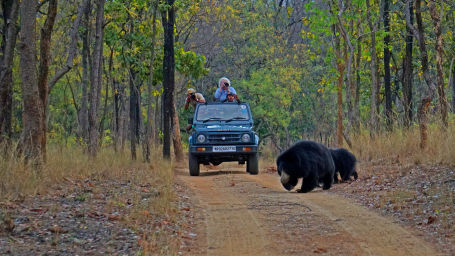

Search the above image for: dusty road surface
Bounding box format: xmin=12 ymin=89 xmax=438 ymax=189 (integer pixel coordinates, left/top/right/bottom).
xmin=176 ymin=165 xmax=443 ymax=256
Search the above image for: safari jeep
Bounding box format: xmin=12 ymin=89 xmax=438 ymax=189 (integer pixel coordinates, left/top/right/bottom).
xmin=188 ymin=102 xmax=259 ymax=176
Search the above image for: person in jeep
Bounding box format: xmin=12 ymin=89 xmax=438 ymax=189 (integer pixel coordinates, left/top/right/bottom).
xmin=184 ymin=88 xmax=205 ymax=132
xmin=223 ymin=92 xmax=236 ymax=102
xmin=214 ymin=77 xmax=239 ymax=102
xmin=184 ymin=88 xmax=205 ymax=110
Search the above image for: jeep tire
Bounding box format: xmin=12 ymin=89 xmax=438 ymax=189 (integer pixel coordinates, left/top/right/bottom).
xmin=247 ymin=153 xmax=259 ymax=175
xmin=189 ymin=153 xmax=200 ymax=176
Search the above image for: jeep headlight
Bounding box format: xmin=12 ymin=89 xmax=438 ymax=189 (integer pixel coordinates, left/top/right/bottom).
xmin=197 ymin=134 xmax=206 ymax=143
xmin=241 ymin=134 xmax=251 ymax=142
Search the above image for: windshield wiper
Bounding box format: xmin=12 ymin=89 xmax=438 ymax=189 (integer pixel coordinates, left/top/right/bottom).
xmin=225 ymin=116 xmax=248 ymax=123
xmin=202 ymin=117 xmax=222 ymax=123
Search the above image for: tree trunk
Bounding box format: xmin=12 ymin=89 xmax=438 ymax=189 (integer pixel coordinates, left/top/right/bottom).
xmin=336 ymin=0 xmax=354 ymax=139
xmin=88 ymin=0 xmax=104 ymax=156
xmin=451 ymin=58 xmax=455 ymax=113
xmin=112 ymin=80 xmax=120 ymax=152
xmin=333 ymin=25 xmax=344 ymax=148
xmin=144 ymin=2 xmax=158 ymax=162
xmin=161 ymin=0 xmax=176 ymax=159
xmin=18 ymin=0 xmax=44 ymax=164
xmin=129 ymin=70 xmax=140 ymax=160
xmin=172 ymin=101 xmax=184 ymax=161
xmin=383 ymin=0 xmax=392 ymax=130
xmin=37 ymin=0 xmax=57 ymax=162
xmin=366 ymin=0 xmax=378 ymax=135
xmin=99 ymin=48 xmax=113 ymax=145
xmin=405 ymin=0 xmax=436 ymax=149
xmin=402 ymin=0 xmax=414 ymax=128
xmin=429 ymin=0 xmax=448 ymax=129
xmin=353 ymin=25 xmax=361 ymax=133
xmin=154 ymin=93 xmax=160 ymax=144
xmin=0 ymin=0 xmax=19 ymax=147
xmin=78 ymin=3 xmax=91 ymax=145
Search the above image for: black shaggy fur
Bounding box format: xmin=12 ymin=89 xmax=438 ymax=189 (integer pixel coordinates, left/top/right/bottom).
xmin=276 ymin=140 xmax=335 ymax=193
xmin=329 ymin=148 xmax=358 ymax=183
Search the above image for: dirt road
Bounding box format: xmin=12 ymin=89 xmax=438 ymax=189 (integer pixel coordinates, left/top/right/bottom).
xmin=176 ymin=165 xmax=442 ymax=256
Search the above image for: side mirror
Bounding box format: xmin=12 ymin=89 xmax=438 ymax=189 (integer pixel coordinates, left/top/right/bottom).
xmin=188 ymin=117 xmax=193 ymax=124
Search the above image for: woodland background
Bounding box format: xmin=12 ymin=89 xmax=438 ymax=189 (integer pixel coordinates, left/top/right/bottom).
xmin=0 ymin=0 xmax=455 ymax=166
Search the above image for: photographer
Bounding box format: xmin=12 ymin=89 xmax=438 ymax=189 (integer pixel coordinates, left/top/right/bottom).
xmin=214 ymin=77 xmax=238 ymax=102
xmin=184 ymin=88 xmax=206 ymax=110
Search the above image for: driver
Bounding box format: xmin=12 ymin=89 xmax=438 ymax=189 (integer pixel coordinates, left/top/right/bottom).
xmin=223 ymin=92 xmax=236 ymax=102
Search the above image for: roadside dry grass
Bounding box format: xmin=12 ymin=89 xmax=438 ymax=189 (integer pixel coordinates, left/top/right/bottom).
xmin=350 ymin=124 xmax=455 ymax=166
xmin=0 ymin=145 xmax=181 ymax=255
xmin=335 ymin=125 xmax=455 ymax=255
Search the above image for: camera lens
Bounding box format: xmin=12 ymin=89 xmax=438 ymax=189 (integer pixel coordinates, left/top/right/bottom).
xmin=224 ymin=82 xmax=229 ymax=87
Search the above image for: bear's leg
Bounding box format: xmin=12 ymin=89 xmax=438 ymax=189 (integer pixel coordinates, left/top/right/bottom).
xmin=298 ymin=174 xmax=318 ymax=193
xmin=333 ymin=172 xmax=341 ymax=184
xmin=353 ymin=171 xmax=358 ymax=180
xmin=321 ymin=173 xmax=333 ymax=190
xmin=342 ymin=168 xmax=355 ymax=181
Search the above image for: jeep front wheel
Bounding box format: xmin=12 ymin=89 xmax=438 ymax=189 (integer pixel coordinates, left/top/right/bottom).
xmin=247 ymin=153 xmax=259 ymax=175
xmin=189 ymin=153 xmax=200 ymax=176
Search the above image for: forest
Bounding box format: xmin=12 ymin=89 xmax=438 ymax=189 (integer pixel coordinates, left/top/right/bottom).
xmin=2 ymin=0 xmax=455 ymax=254
xmin=0 ymin=0 xmax=454 ymax=167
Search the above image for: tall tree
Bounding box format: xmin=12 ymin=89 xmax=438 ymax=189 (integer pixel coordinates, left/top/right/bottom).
xmin=88 ymin=0 xmax=105 ymax=156
xmin=451 ymin=59 xmax=455 ymax=113
xmin=144 ymin=1 xmax=158 ymax=162
xmin=37 ymin=0 xmax=58 ymax=161
xmin=78 ymin=1 xmax=91 ymax=146
xmin=383 ymin=0 xmax=392 ymax=130
xmin=129 ymin=70 xmax=140 ymax=160
xmin=402 ymin=0 xmax=414 ymax=127
xmin=428 ymin=0 xmax=448 ymax=129
xmin=0 ymin=0 xmax=19 ymax=146
xmin=161 ymin=0 xmax=176 ymax=159
xmin=405 ymin=0 xmax=436 ymax=149
xmin=17 ymin=0 xmax=44 ymax=163
xmin=333 ymin=24 xmax=344 ymax=147
xmin=366 ymin=0 xmax=379 ymax=135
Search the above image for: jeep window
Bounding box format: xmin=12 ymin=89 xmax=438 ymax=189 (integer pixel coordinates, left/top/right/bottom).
xmin=196 ymin=104 xmax=250 ymax=121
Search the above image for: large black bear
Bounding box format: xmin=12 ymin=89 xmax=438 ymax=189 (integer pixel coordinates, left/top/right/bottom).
xmin=276 ymin=140 xmax=335 ymax=193
xmin=329 ymin=148 xmax=358 ymax=183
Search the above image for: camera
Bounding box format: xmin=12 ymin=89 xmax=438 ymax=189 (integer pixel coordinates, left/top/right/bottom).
xmin=190 ymin=94 xmax=196 ymax=99
xmin=224 ymin=82 xmax=230 ymax=87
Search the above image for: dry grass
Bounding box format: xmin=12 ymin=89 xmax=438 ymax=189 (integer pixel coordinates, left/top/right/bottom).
xmin=1 ymin=145 xmax=180 ymax=254
xmin=0 ymin=145 xmax=171 ymax=199
xmin=350 ymin=124 xmax=455 ymax=166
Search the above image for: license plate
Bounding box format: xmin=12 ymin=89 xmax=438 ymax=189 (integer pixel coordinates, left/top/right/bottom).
xmin=212 ymin=146 xmax=236 ymax=152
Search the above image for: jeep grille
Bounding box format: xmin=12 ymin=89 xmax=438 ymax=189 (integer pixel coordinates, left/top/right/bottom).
xmin=207 ymin=133 xmax=241 ymax=143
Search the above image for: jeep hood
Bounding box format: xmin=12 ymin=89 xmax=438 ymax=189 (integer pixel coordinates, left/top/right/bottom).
xmin=194 ymin=124 xmax=253 ymax=132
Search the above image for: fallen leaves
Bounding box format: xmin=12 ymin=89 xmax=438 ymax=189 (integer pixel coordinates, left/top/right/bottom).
xmin=48 ymin=225 xmax=68 ymax=233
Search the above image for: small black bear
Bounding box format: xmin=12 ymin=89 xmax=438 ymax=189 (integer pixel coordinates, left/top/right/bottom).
xmin=329 ymin=148 xmax=358 ymax=183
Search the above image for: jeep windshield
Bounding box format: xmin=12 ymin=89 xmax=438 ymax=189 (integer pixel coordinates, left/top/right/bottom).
xmin=196 ymin=104 xmax=250 ymax=121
